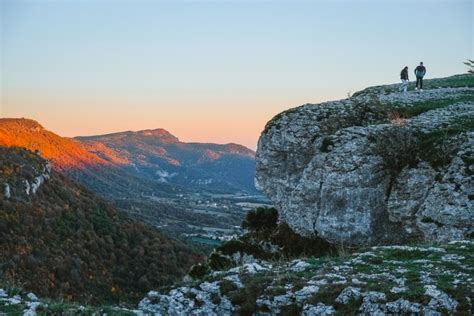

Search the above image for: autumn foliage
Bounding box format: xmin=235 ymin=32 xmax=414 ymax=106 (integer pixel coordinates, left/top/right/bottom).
xmin=0 ymin=119 xmax=120 ymax=170
xmin=0 ymin=147 xmax=202 ymax=304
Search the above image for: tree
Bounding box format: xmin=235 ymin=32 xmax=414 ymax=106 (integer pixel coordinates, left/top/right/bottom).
xmin=463 ymin=59 xmax=474 ymax=74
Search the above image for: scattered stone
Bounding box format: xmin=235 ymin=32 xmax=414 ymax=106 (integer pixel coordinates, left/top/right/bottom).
xmin=359 ymin=291 xmax=386 ymax=315
xmin=290 ymin=259 xmax=311 ymax=272
xmin=385 ymin=298 xmax=422 ymax=314
xmin=302 ymin=303 xmax=336 ymax=316
xmin=294 ymin=286 xmax=319 ymax=302
xmin=223 ymin=274 xmax=244 ymax=288
xmin=26 ymin=292 xmax=38 ymax=301
xmin=424 ymin=285 xmax=458 ymax=312
xmin=335 ymin=287 xmax=362 ymax=304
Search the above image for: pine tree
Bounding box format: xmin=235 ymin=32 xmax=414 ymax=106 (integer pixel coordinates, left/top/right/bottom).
xmin=463 ymin=59 xmax=474 ymax=74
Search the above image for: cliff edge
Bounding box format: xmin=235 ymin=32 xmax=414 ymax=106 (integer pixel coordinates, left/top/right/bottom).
xmin=256 ymin=74 xmax=474 ymax=246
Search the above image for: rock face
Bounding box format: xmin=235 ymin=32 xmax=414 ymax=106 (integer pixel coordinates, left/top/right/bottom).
xmin=256 ymin=76 xmax=474 ymax=246
xmin=0 ymin=150 xmax=51 ymax=201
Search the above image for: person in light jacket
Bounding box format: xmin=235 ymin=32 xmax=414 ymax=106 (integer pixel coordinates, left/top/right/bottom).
xmin=414 ymin=62 xmax=426 ymax=90
xmin=399 ymin=66 xmax=409 ymax=93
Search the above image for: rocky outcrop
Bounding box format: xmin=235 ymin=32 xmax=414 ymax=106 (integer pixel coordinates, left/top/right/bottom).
xmin=14 ymin=163 xmax=50 ymax=198
xmin=1 ymin=150 xmax=51 ymax=200
xmin=256 ymin=77 xmax=474 ymax=246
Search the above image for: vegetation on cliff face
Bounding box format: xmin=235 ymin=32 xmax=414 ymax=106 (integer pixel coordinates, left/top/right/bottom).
xmin=0 ymin=147 xmax=202 ymax=305
xmin=189 ymin=208 xmax=335 ymax=278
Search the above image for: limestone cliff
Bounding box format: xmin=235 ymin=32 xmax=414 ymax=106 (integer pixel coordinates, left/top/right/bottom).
xmin=256 ymin=74 xmax=474 ymax=246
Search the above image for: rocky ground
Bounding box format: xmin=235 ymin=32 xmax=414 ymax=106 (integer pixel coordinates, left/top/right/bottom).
xmin=138 ymin=240 xmax=473 ymax=315
xmin=3 ymin=240 xmax=472 ymax=315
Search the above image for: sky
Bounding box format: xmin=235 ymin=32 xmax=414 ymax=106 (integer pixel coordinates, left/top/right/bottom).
xmin=0 ymin=0 xmax=472 ymax=149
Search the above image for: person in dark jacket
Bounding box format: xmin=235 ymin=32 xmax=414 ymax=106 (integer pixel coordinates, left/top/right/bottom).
xmin=399 ymin=66 xmax=409 ymax=93
xmin=414 ymin=62 xmax=426 ymax=90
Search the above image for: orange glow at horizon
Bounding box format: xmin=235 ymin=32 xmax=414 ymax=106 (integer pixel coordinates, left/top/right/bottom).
xmin=2 ymin=91 xmax=342 ymax=150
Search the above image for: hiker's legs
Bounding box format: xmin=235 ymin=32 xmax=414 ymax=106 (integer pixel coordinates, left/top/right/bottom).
xmin=419 ymin=77 xmax=423 ymax=89
xmin=399 ymin=80 xmax=405 ymax=91
xmin=400 ymin=79 xmax=408 ymax=92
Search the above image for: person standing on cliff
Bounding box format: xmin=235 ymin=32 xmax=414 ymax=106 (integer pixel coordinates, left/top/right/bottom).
xmin=414 ymin=62 xmax=426 ymax=90
xmin=399 ymin=66 xmax=409 ymax=93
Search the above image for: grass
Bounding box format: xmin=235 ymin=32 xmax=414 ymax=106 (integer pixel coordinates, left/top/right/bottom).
xmin=0 ymin=302 xmax=23 ymax=315
xmin=353 ymin=73 xmax=474 ymax=97
xmin=380 ymin=248 xmax=436 ymax=261
xmin=307 ymin=283 xmax=363 ymax=316
xmin=393 ymin=92 xmax=474 ymax=118
xmin=228 ymin=274 xmax=274 ymax=315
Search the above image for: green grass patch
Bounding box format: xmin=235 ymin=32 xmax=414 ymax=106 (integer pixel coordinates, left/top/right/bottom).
xmin=0 ymin=302 xmax=23 ymax=316
xmin=354 ymin=74 xmax=474 ymax=97
xmin=381 ymin=248 xmax=437 ymax=261
xmin=307 ymin=283 xmax=363 ymax=315
xmin=394 ymin=93 xmax=474 ymax=117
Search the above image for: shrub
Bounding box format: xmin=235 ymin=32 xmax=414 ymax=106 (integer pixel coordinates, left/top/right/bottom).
xmin=270 ymin=223 xmax=334 ymax=258
xmin=188 ymin=263 xmax=209 ymax=279
xmin=208 ymin=252 xmax=232 ymax=271
xmin=279 ymin=304 xmax=303 ymax=316
xmin=217 ymin=240 xmax=269 ymax=259
xmin=320 ymin=137 xmax=334 ymax=153
xmin=374 ymin=119 xmax=471 ymax=174
xmin=219 ymin=279 xmax=238 ymax=296
xmin=242 ymin=207 xmax=278 ymax=232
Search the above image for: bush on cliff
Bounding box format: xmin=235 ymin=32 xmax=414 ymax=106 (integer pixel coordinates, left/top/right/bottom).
xmin=196 ymin=207 xmax=335 ymax=274
xmin=241 ymin=207 xmax=278 ymax=232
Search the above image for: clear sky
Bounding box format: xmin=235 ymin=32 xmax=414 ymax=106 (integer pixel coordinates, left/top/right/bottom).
xmin=1 ymin=0 xmax=472 ymax=149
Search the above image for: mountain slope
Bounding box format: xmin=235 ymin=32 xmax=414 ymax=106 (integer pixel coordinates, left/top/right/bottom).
xmin=0 ymin=147 xmax=201 ymax=304
xmin=0 ymin=118 xmax=181 ymax=199
xmin=0 ymin=119 xmax=108 ymax=170
xmin=76 ymin=129 xmax=257 ymax=193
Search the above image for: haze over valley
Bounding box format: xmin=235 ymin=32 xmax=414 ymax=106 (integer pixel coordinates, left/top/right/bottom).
xmin=0 ymin=118 xmax=270 ymax=243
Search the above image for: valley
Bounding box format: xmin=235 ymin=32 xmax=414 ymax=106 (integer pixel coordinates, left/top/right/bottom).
xmin=115 ymin=190 xmax=271 ymax=247
xmin=0 ymin=119 xmax=270 ymax=249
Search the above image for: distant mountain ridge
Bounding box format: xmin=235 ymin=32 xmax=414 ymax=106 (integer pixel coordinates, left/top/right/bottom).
xmin=76 ymin=128 xmax=256 ymax=193
xmin=0 ymin=118 xmax=257 ymax=194
xmin=0 ymin=118 xmax=109 ymax=170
